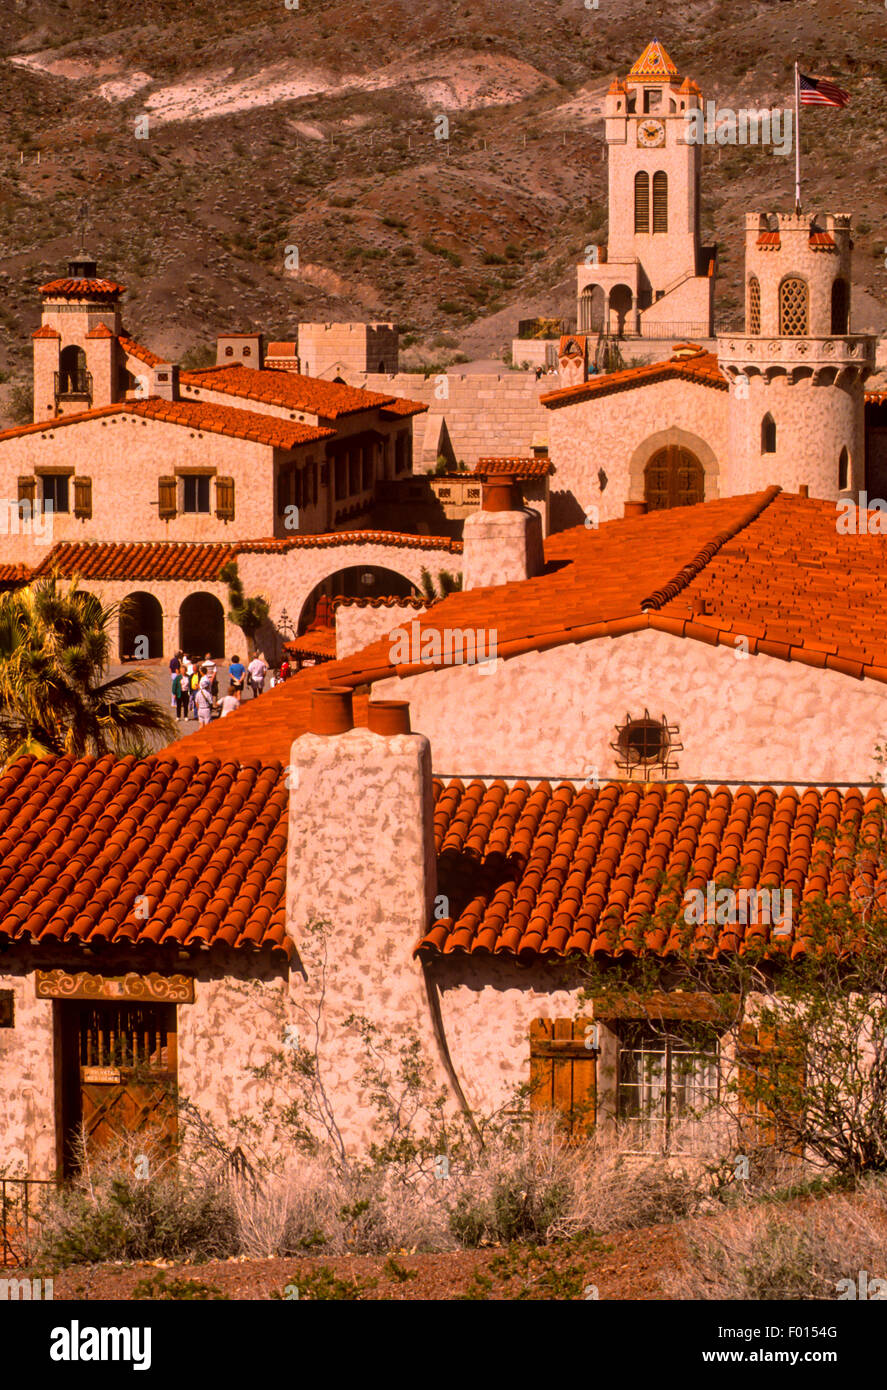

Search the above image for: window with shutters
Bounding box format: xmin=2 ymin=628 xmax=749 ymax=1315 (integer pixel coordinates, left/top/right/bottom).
xmin=747 ymin=276 xmax=761 ymax=335
xmin=73 ymin=476 xmax=93 ymax=519
xmin=529 ymin=1018 xmax=597 ymax=1137
xmin=40 ymin=474 xmax=70 ymax=514
xmin=17 ymin=476 xmax=36 ymax=510
xmin=617 ymin=1021 xmax=720 ymax=1154
xmin=158 ymin=476 xmax=177 ymax=520
xmin=634 ymin=172 xmax=650 ymax=234
xmin=215 ymin=476 xmax=235 ymax=521
xmin=652 ymin=172 xmax=668 ymax=234
xmin=779 ymin=276 xmax=809 ymax=336
xmin=738 ymin=1022 xmax=805 ymax=1153
xmin=182 ymin=475 xmax=210 ymax=514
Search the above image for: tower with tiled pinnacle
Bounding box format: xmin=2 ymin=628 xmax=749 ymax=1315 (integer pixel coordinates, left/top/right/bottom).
xmin=32 ymin=251 xmax=125 ymax=423
xmin=718 ymin=212 xmax=876 ymax=499
xmin=577 ymin=40 xmax=716 ymax=340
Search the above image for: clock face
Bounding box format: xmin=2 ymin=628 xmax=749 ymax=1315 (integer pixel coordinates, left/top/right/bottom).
xmin=637 ymin=119 xmax=666 ymax=148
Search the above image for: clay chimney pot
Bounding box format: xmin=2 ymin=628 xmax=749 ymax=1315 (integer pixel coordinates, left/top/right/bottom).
xmin=367 ymin=700 xmax=411 ymax=736
xmin=309 ymin=686 xmax=354 ymax=735
xmin=482 ymin=481 xmax=517 ymax=513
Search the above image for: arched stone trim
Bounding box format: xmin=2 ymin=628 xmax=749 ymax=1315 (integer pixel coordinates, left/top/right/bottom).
xmin=628 ymin=427 xmax=719 ymax=503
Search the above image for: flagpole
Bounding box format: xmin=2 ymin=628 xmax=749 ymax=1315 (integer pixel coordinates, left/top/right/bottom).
xmin=800 ymin=60 xmax=806 ymax=212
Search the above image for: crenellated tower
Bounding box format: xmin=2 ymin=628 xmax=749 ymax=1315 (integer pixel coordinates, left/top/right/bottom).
xmin=718 ymin=212 xmax=876 ymax=498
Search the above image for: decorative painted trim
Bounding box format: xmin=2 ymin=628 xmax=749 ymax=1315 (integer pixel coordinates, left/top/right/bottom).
xmin=35 ymin=970 xmax=195 ymax=1004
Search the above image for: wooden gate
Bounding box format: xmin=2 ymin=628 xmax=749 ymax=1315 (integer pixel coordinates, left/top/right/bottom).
xmin=60 ymin=1001 xmax=178 ymax=1173
xmin=644 ymin=446 xmax=705 ymax=511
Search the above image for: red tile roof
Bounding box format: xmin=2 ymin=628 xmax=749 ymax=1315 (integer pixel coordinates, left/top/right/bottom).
xmin=85 ymin=322 xmax=116 ymax=340
xmin=40 ymin=278 xmax=124 ymax=297
xmin=809 ymin=231 xmax=837 ymax=250
xmin=284 ymin=629 xmax=337 ymax=660
xmin=331 ymin=594 xmax=427 ymax=611
xmin=0 ymin=399 xmax=334 ymax=450
xmin=419 ymin=778 xmax=886 ymax=960
xmin=179 ymin=365 xmax=397 ymax=419
xmin=265 ymin=342 xmax=298 ymax=357
xmin=31 ymin=325 xmax=61 ymax=340
xmin=0 ymin=562 xmax=32 ymax=584
xmin=627 ymin=40 xmax=679 ymax=81
xmin=164 ymin=487 xmax=887 ymax=764
xmin=36 ymin=532 xmax=461 ymax=581
xmin=540 ymin=348 xmax=727 ymax=409
xmin=474 ymin=456 xmax=554 ymax=478
xmin=380 ymin=398 xmax=428 ymax=418
xmin=756 ymin=231 xmax=781 ymax=249
xmin=0 ymin=754 xmax=290 ymax=958
xmin=118 ymin=333 xmax=164 ymax=367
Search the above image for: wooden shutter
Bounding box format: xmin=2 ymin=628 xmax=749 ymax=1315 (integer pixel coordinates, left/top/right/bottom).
xmin=215 ymin=476 xmax=235 ymax=521
xmin=530 ymin=1018 xmax=596 ymax=1137
xmin=73 ymin=476 xmax=92 ymax=519
xmin=634 ymin=172 xmax=650 ymax=233
xmin=738 ymin=1022 xmax=804 ymax=1153
xmin=17 ymin=476 xmax=36 ymax=506
xmin=652 ymin=172 xmax=668 ymax=233
xmin=158 ymin=475 xmax=176 ymax=520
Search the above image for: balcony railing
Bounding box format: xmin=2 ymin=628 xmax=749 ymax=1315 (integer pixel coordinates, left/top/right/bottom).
xmin=54 ymin=369 xmax=93 ymax=401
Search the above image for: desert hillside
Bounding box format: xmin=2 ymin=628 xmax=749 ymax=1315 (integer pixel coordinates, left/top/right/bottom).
xmin=1 ymin=0 xmax=885 ymax=409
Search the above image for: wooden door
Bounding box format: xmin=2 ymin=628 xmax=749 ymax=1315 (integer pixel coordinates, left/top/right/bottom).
xmin=60 ymin=1002 xmax=178 ymax=1173
xmin=644 ymin=446 xmax=705 ymax=511
xmin=529 ymin=1018 xmax=596 ymax=1137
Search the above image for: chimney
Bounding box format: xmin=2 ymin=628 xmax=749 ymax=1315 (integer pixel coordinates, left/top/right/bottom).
xmin=461 ymin=481 xmax=544 ymax=589
xmin=152 ymin=363 xmax=179 ymax=400
xmin=624 ymin=500 xmax=648 ymax=518
xmin=798 ymin=484 xmax=809 ymax=498
xmin=286 ymin=696 xmax=443 ymax=1147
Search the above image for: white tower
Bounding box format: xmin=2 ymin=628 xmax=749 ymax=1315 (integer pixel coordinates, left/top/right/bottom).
xmin=718 ymin=212 xmax=876 ymax=499
xmin=578 ymin=40 xmax=716 ymax=341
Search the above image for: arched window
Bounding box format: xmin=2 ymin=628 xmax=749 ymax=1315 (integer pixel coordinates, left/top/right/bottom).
xmin=59 ymin=344 xmax=88 ymax=395
xmin=831 ymin=278 xmax=849 ymax=335
xmin=779 ymin=277 xmax=809 ymax=336
xmin=747 ymin=276 xmax=761 ymax=335
xmin=761 ymin=414 xmax=776 ymax=454
xmin=580 ymin=284 xmax=605 ymax=332
xmin=634 ymin=172 xmax=650 ymax=233
xmin=838 ymin=447 xmax=850 ymax=492
xmin=652 ymin=172 xmax=668 ymax=233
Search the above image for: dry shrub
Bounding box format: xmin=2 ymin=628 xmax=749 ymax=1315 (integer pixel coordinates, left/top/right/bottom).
xmin=663 ymin=1177 xmax=887 ymax=1299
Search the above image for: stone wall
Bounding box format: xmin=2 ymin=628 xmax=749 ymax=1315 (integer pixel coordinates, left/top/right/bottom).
xmin=350 ymin=371 xmax=552 ymax=468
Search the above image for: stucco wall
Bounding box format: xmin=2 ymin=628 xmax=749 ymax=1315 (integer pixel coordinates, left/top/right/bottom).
xmin=335 ymin=602 xmax=428 ymax=660
xmin=545 ymin=376 xmax=729 ymax=529
xmin=372 ymin=625 xmax=887 ymax=785
xmin=0 ymin=953 xmax=290 ymax=1178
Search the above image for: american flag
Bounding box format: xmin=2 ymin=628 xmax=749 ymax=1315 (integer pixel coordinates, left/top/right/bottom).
xmin=799 ymin=72 xmax=850 ymax=108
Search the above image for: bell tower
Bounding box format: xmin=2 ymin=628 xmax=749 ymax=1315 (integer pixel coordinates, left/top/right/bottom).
xmin=578 ymin=41 xmax=716 ymax=341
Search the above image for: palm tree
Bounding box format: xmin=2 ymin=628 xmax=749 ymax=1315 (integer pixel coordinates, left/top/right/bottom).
xmin=0 ymin=578 xmax=176 ymax=762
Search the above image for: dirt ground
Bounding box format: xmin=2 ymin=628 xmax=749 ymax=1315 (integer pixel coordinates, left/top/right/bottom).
xmin=41 ymin=1219 xmax=686 ymax=1301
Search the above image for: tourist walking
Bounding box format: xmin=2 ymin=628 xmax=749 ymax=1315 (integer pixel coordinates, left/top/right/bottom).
xmin=247 ymin=652 xmax=268 ymax=697
xmin=172 ymin=670 xmax=190 ymax=721
xmin=195 ymin=670 xmax=215 ymax=728
xmin=228 ymin=654 xmax=246 ymax=693
xmin=168 ymin=650 xmax=181 ymax=707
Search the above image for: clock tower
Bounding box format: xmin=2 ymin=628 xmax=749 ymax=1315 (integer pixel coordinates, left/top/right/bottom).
xmin=578 ymin=41 xmax=716 ymax=341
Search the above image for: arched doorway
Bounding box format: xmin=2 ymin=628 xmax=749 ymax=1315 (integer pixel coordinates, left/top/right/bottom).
xmin=609 ymin=285 xmax=633 ymax=338
xmin=179 ymin=592 xmax=225 ymax=658
xmin=59 ymin=344 xmax=89 ymax=397
xmin=298 ymin=565 xmax=419 ymax=633
xmin=580 ymin=285 xmax=605 ymax=333
xmin=644 ymin=446 xmax=705 ymax=511
xmin=119 ymin=591 xmax=163 ymax=660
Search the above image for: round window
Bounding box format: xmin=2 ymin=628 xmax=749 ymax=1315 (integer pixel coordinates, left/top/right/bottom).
xmin=617 ymin=718 xmax=667 ymax=766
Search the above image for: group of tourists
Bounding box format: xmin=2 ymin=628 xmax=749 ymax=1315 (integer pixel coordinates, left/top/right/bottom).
xmin=168 ymin=650 xmax=292 ymax=728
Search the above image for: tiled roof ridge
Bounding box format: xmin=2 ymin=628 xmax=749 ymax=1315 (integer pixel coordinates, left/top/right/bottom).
xmin=539 ymin=351 xmax=727 ymax=409
xmin=331 ymin=594 xmax=428 ymax=610
xmin=0 ymin=399 xmax=334 ymax=449
xmin=641 ymin=486 xmax=782 ymax=611
xmin=118 ymin=333 xmax=164 ymax=367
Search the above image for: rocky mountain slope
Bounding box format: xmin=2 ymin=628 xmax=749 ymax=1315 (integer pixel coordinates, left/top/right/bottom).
xmin=1 ymin=0 xmax=885 ymax=415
